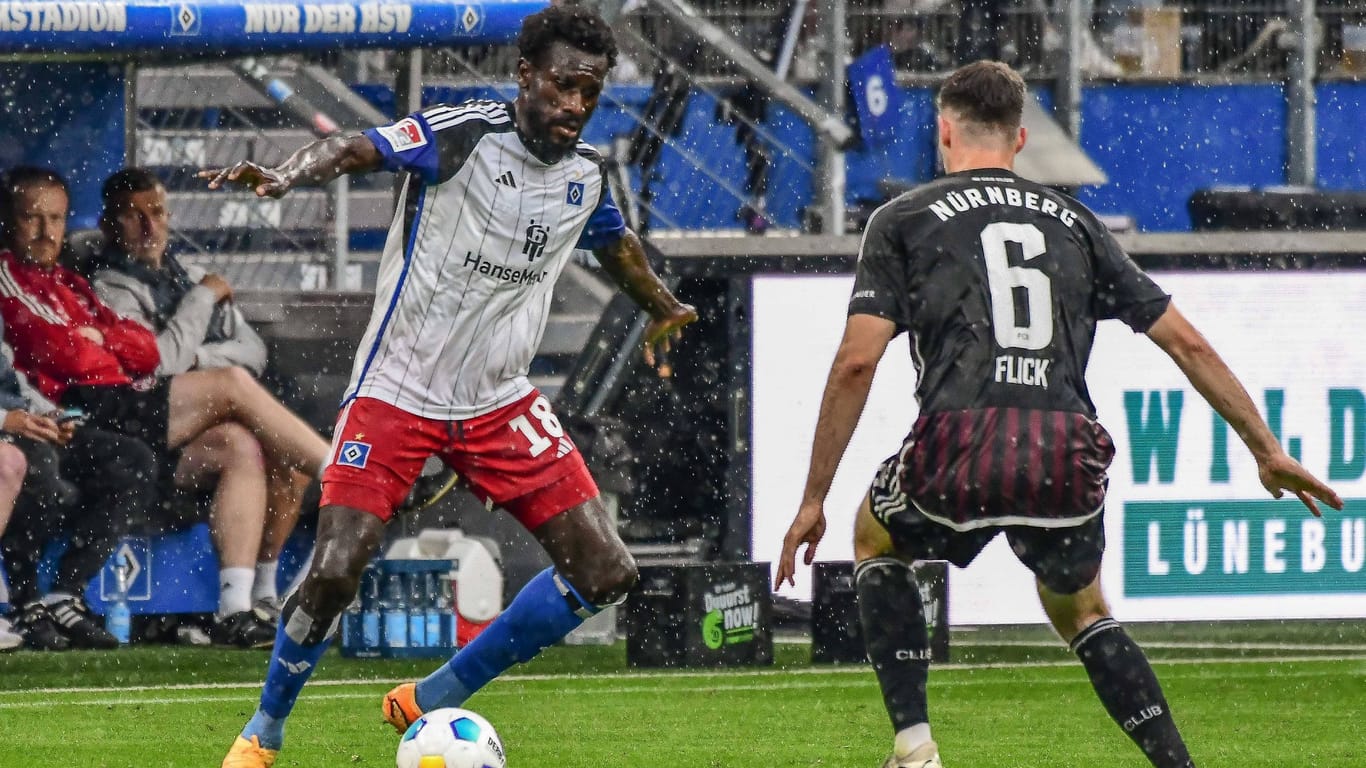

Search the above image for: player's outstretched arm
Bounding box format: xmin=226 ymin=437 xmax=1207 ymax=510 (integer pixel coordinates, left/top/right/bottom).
xmin=1146 ymin=303 xmax=1343 ymax=516
xmin=776 ymin=313 xmax=897 ymax=589
xmin=593 ymin=230 xmax=697 ymax=367
xmin=199 ymin=134 xmax=383 ymax=198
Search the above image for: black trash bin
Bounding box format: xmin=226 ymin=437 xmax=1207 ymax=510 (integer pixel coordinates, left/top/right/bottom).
xmin=626 ymin=562 xmax=773 ymax=668
xmin=810 ymin=560 xmax=950 ymax=664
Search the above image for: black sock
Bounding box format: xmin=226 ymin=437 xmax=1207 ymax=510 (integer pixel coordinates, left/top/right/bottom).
xmin=1071 ymin=619 xmax=1195 ymax=768
xmin=856 ymin=557 xmax=930 ymax=733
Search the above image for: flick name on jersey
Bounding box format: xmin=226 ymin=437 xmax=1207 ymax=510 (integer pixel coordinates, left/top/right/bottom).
xmin=995 ymin=355 xmax=1050 ymax=387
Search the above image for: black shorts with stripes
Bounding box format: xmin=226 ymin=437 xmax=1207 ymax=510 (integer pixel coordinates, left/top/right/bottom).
xmin=898 ymin=407 xmax=1115 ymax=528
xmin=868 ymin=409 xmax=1111 ymax=595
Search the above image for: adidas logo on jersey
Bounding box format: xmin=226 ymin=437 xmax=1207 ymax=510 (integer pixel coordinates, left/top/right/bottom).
xmin=495 ymin=171 xmax=517 ymax=188
xmin=556 ymin=437 xmax=573 ymax=458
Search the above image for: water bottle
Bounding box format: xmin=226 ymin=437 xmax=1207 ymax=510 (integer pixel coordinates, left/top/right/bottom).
xmin=380 ymin=570 xmax=408 ymax=650
xmin=406 ymin=572 xmax=427 ymax=648
xmin=360 ymin=565 xmax=381 ymax=652
xmin=341 ymin=593 xmax=362 ymax=651
xmin=106 ymin=554 xmax=132 ymax=646
xmin=423 ymin=572 xmax=442 ymax=650
xmin=435 ymin=573 xmax=457 ymax=649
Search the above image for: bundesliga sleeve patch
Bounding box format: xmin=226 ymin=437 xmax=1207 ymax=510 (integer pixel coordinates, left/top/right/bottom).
xmin=336 ymin=440 xmax=372 ymax=468
xmin=374 ymin=118 xmax=428 ymax=152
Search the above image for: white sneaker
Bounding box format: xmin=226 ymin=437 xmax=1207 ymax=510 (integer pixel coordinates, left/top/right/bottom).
xmin=882 ymin=740 xmax=942 ymax=768
xmin=0 ymin=616 xmax=23 ymax=651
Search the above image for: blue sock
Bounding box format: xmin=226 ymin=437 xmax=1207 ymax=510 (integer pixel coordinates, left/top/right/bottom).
xmin=415 ymin=567 xmax=594 ymax=711
xmin=241 ymin=602 xmax=334 ymax=750
xmin=241 ymin=710 xmax=287 ymax=752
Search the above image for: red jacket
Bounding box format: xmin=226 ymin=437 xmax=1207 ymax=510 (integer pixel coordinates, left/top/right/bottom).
xmin=0 ymin=249 xmax=160 ymax=402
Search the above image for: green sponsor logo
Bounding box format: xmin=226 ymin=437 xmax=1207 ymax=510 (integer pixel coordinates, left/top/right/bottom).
xmin=1124 ymin=500 xmax=1366 ymax=596
xmin=699 ymin=584 xmax=757 ymax=648
xmin=701 ymin=610 xmax=725 ymax=650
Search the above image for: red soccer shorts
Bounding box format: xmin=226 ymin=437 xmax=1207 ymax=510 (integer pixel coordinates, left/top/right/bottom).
xmin=320 ymin=391 xmax=599 ymax=530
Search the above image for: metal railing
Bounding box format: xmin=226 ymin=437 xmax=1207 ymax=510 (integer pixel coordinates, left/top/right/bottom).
xmin=417 ymin=1 xmax=1366 ymax=81
xmin=117 ymin=0 xmax=1358 ymax=283
xmin=132 ymin=62 xmax=394 ymax=289
xmin=424 ymin=15 xmax=820 ymax=236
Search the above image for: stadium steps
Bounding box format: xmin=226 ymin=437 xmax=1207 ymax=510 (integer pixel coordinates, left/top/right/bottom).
xmin=136 ymin=61 xmax=388 ymax=125
xmin=135 ymin=61 xmax=394 ymax=290
xmin=159 ymin=187 xmax=394 ymax=234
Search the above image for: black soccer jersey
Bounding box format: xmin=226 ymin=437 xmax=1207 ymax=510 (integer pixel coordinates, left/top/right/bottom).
xmin=849 ymin=169 xmax=1170 ymax=528
xmin=849 ymin=168 xmax=1170 ymax=419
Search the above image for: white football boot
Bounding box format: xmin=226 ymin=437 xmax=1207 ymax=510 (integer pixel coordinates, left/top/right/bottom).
xmin=881 ymin=739 xmax=943 ymax=768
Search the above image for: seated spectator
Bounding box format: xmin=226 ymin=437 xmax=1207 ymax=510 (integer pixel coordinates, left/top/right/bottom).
xmin=90 ymin=167 xmax=313 ymax=619
xmin=0 ymin=166 xmax=333 ymax=647
xmin=0 ymin=407 xmax=28 ymax=652
xmin=0 ymin=320 xmax=161 ymax=650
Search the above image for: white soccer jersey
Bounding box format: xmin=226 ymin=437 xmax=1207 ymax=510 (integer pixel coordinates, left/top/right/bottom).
xmin=345 ymin=100 xmax=626 ymax=420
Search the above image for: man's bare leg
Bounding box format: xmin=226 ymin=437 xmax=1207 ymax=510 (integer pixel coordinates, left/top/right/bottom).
xmin=1035 ymin=574 xmax=1112 ymax=644
xmin=852 ymin=493 xmax=940 ymax=767
xmin=260 ymin=469 xmax=309 ymax=559
xmin=253 ymin=467 xmax=311 ymax=608
xmin=0 ymin=442 xmax=24 ymax=537
xmin=166 ymin=367 xmax=329 ymax=476
xmin=0 ymin=443 xmax=23 ymax=646
xmin=229 ymin=505 xmax=388 ymax=757
xmin=400 ymin=496 xmax=638 ymax=719
xmin=1038 ymin=575 xmax=1195 ymax=768
xmin=174 ymin=423 xmax=268 ymax=619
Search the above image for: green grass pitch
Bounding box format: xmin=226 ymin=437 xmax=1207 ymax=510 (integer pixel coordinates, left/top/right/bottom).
xmin=1 ymin=621 xmax=1363 ymax=767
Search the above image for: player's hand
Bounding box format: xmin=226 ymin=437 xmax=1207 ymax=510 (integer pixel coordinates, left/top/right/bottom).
xmin=2 ymin=410 xmax=63 ymax=444
xmin=775 ymin=499 xmax=827 ymax=590
xmin=77 ymin=326 xmax=105 ymax=346
xmin=199 ymin=162 xmax=292 ymax=198
xmin=642 ymin=303 xmax=698 ymax=369
xmin=1257 ymin=451 xmax=1343 ymax=518
xmin=200 ymin=273 xmax=234 ymax=303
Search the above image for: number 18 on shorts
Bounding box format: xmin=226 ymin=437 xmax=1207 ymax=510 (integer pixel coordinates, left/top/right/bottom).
xmin=321 ymin=391 xmax=598 ymax=530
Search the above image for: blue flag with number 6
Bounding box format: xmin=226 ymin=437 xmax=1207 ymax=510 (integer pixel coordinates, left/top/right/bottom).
xmin=848 ymin=44 xmax=900 ymax=148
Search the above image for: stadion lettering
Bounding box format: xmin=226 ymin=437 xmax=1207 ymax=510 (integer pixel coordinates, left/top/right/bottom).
xmin=0 ymin=0 xmax=524 ymax=54
xmin=0 ymin=2 xmax=126 ymax=32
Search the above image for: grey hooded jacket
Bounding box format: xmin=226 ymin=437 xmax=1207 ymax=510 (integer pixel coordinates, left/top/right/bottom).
xmin=93 ymin=262 xmax=268 ymax=377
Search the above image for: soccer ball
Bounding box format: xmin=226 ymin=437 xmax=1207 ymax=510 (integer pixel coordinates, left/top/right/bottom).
xmin=396 ymin=707 xmax=507 ymax=768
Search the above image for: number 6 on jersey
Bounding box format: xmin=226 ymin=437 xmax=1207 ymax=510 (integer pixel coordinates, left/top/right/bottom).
xmin=980 ymin=221 xmax=1053 ymax=351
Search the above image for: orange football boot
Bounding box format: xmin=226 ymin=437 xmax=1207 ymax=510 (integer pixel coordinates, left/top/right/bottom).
xmin=383 ymin=682 xmax=423 ymax=733
xmin=221 ymin=735 xmax=278 ymax=768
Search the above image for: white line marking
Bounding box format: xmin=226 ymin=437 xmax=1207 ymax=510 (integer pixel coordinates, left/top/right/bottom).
xmin=3 ymin=654 xmax=1363 ymax=704
xmin=952 ymin=639 xmax=1366 ymax=652
xmin=0 ymin=662 xmax=1361 ymax=711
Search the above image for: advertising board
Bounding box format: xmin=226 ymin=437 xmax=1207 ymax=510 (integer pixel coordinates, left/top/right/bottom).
xmin=752 ymin=272 xmax=1366 ymax=624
